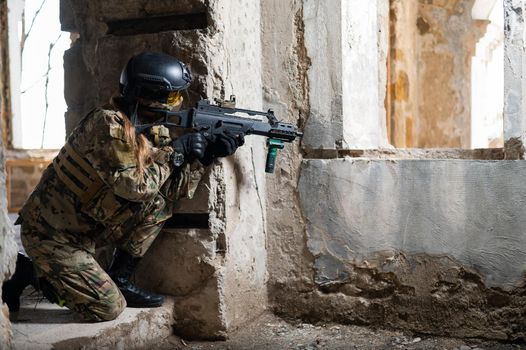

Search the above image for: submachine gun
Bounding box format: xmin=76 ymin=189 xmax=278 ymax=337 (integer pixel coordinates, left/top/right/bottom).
xmin=135 ymin=95 xmax=303 ymax=173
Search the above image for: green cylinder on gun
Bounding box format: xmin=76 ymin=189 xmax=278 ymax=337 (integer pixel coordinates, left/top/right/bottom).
xmin=265 ymin=138 xmax=285 ymax=173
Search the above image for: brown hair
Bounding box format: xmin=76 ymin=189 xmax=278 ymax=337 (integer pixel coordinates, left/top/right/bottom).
xmin=111 ymin=96 xmax=153 ymax=181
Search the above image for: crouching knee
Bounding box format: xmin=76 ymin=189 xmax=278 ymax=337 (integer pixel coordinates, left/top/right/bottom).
xmin=96 ymin=297 xmax=126 ymax=321
xmin=80 ymin=294 xmax=127 ymax=322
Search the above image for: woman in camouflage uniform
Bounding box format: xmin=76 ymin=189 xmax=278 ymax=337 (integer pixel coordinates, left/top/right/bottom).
xmin=2 ymin=52 xmax=243 ymax=321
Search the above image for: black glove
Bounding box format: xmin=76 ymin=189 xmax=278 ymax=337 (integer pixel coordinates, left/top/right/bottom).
xmin=212 ymin=131 xmax=245 ymax=157
xmin=200 ymin=131 xmax=245 ymax=166
xmin=171 ymin=133 xmax=208 ymax=166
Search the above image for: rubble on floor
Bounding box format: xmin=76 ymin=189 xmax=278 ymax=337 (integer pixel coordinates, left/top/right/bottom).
xmin=162 ymin=314 xmax=526 ymax=350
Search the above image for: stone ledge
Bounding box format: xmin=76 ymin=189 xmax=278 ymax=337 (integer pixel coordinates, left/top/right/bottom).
xmin=11 ymin=294 xmax=174 ymax=350
xmin=5 ymin=149 xmax=58 ymax=161
xmin=303 ymin=147 xmax=505 ymax=160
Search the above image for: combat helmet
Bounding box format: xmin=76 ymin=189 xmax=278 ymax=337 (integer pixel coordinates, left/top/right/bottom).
xmin=119 ymin=52 xmax=192 ymax=112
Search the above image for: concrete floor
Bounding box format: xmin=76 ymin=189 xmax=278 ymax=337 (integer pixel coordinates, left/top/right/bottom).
xmin=9 ymin=291 xmax=526 ymax=350
xmin=10 ymin=289 xmax=174 ymax=350
xmin=164 ymin=314 xmax=526 ymax=350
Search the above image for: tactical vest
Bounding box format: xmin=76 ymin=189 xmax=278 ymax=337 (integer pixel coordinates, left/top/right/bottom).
xmin=51 ymin=125 xmax=172 ymax=226
xmin=52 ymin=141 xmax=140 ymax=228
xmin=53 ymin=143 xmax=105 ymax=204
xmin=53 ymin=125 xmax=171 ymax=204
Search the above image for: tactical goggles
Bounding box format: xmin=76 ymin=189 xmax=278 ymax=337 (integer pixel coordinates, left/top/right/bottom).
xmin=166 ymin=91 xmax=183 ymax=107
xmin=141 ymin=88 xmax=183 ymax=107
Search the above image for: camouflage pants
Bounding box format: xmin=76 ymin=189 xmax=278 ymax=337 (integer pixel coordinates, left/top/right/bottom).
xmin=20 ymin=197 xmax=167 ymax=322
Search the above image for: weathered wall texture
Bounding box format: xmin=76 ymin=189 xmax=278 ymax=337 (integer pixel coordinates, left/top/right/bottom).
xmin=504 ymin=0 xmax=526 ymax=158
xmin=300 ymin=159 xmax=526 ymax=290
xmin=61 ymin=0 xmax=267 ymax=339
xmin=0 ymin=0 xmax=19 ymax=347
xmin=270 ymin=156 xmax=526 ymax=340
xmin=296 ymin=159 xmax=526 ymax=339
xmin=388 ymin=0 xmax=418 ymax=147
xmin=261 ymin=0 xmax=312 ymax=315
xmin=264 ymin=0 xmax=526 ymax=342
xmin=389 ymin=0 xmax=487 ymax=148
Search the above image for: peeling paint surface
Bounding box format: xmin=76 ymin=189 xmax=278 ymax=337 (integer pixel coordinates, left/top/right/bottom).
xmin=300 ymin=159 xmax=526 ymax=290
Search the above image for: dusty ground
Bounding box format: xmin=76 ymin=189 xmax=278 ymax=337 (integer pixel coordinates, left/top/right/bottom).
xmin=158 ymin=313 xmax=526 ymax=350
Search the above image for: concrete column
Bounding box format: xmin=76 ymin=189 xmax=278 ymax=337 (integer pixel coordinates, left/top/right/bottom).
xmin=504 ymin=0 xmax=526 ymax=158
xmin=302 ymin=0 xmax=389 ymax=150
xmin=342 ymin=0 xmax=389 ymax=149
xmin=6 ymin=0 xmax=23 ymax=148
xmin=0 ymin=0 xmax=20 ymax=346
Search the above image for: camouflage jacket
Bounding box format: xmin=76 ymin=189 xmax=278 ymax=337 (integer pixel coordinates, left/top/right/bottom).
xmin=19 ymin=108 xmax=203 ymax=242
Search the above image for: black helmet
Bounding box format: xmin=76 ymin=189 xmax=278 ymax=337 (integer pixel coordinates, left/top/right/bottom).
xmin=119 ymin=52 xmax=192 ymax=107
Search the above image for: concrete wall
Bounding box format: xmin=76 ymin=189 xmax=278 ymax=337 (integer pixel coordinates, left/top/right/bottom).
xmin=263 ymin=0 xmax=526 ymax=341
xmin=61 ymin=0 xmax=267 ymax=339
xmin=388 ymin=0 xmax=419 ymax=147
xmin=297 ymin=159 xmax=526 ymax=339
xmin=261 ymin=0 xmax=311 ymax=316
xmin=0 ymin=0 xmax=20 ymax=347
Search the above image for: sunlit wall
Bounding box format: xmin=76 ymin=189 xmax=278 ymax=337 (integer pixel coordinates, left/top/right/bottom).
xmin=471 ymin=0 xmax=504 ymax=148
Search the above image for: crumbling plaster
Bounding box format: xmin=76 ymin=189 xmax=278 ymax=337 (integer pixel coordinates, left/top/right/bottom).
xmin=261 ymin=0 xmax=312 ymax=311
xmin=301 ymin=159 xmax=526 ymax=290
xmin=268 ymin=152 xmax=526 ymax=340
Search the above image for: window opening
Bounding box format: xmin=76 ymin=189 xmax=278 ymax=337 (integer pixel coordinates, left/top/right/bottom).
xmin=8 ymin=0 xmax=68 ymax=149
xmin=387 ymin=0 xmax=504 ymax=149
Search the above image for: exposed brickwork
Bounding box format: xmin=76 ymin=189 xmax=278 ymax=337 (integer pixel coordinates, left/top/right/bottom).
xmin=5 ymin=159 xmax=51 ymax=212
